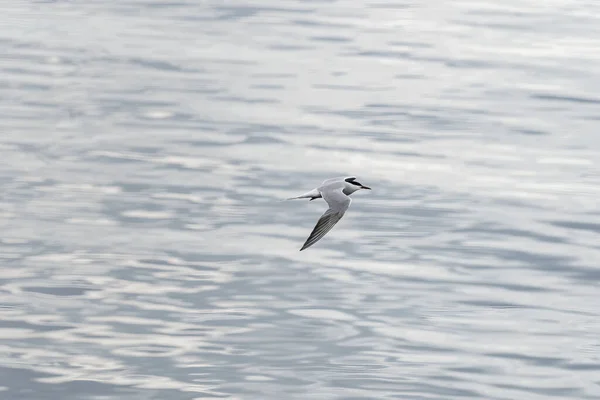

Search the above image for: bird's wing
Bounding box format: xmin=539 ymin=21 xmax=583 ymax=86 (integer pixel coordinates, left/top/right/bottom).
xmin=300 ymin=188 xmax=351 ymax=251
xmin=321 ymin=176 xmax=346 ymax=186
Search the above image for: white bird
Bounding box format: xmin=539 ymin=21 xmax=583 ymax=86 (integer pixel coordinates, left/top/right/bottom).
xmin=287 ymin=176 xmax=371 ymax=251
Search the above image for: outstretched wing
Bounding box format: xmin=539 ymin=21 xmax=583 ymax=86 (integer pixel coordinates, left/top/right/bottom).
xmin=300 ymin=188 xmax=351 ymax=251
xmin=321 ymin=176 xmax=348 ymax=186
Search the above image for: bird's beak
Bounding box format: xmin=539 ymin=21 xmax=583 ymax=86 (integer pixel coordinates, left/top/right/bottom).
xmin=361 ymin=185 xmax=371 ymax=190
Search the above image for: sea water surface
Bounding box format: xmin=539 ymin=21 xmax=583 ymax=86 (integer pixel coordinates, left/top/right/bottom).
xmin=1 ymin=1 xmax=600 ymax=399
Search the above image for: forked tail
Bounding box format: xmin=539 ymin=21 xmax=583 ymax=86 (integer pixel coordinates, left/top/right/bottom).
xmin=286 ymin=188 xmax=321 ymax=201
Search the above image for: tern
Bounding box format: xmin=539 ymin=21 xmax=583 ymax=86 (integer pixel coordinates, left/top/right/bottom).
xmin=287 ymin=176 xmax=371 ymax=251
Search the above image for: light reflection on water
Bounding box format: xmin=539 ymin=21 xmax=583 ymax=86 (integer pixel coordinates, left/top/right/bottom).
xmin=1 ymin=0 xmax=600 ymax=399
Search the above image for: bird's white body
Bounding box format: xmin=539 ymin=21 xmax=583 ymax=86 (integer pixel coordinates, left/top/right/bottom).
xmin=287 ymin=176 xmax=371 ymax=251
xmin=288 ymin=177 xmax=364 ymax=201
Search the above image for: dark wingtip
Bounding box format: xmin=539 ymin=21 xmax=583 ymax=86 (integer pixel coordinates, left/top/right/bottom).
xmin=299 ymin=242 xmax=311 ymax=251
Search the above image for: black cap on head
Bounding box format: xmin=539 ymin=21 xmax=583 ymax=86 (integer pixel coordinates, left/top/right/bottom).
xmin=345 ymin=177 xmax=370 ymax=189
xmin=346 ymin=177 xmax=366 ymax=187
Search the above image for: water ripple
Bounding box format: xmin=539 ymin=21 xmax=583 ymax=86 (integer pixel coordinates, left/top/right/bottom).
xmin=1 ymin=0 xmax=600 ymax=399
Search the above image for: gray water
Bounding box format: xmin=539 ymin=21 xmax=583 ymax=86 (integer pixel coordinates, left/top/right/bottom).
xmin=2 ymin=1 xmax=600 ymax=399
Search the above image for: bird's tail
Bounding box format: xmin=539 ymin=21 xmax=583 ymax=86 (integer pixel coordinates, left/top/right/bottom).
xmin=285 ymin=188 xmax=320 ymax=201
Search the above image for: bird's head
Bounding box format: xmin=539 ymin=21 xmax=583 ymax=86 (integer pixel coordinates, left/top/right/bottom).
xmin=344 ymin=176 xmax=371 ymax=191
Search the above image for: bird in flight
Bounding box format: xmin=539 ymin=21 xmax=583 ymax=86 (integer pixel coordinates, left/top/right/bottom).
xmin=287 ymin=176 xmax=371 ymax=251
